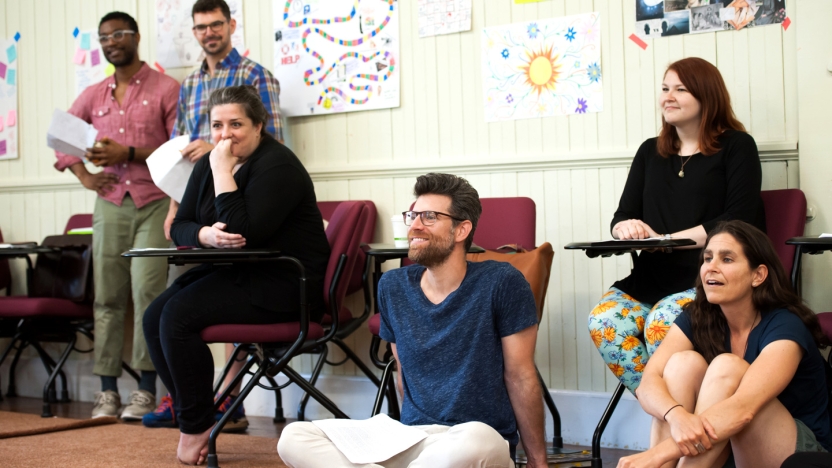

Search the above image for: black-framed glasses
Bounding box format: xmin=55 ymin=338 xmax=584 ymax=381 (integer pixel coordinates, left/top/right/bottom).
xmin=192 ymin=20 xmax=226 ymax=34
xmin=402 ymin=210 xmax=466 ymax=226
xmin=98 ymin=30 xmax=136 ymax=45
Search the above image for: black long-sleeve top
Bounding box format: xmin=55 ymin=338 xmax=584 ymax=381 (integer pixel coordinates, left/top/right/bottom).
xmin=171 ymin=136 xmax=330 ymax=321
xmin=611 ymin=130 xmax=766 ymax=304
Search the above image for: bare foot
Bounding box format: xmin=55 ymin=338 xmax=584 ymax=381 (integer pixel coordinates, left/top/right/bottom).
xmin=177 ymin=425 xmax=213 ymax=465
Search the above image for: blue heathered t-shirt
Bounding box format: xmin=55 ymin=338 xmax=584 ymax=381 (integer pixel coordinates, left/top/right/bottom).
xmin=675 ymin=308 xmax=832 ymax=451
xmin=378 ymin=260 xmax=539 ymax=450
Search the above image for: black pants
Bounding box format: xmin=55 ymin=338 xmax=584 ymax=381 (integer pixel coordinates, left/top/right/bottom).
xmin=780 ymin=452 xmax=832 ymax=468
xmin=143 ymin=266 xmax=297 ymax=434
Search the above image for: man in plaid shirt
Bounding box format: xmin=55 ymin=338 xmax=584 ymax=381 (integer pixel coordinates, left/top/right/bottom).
xmin=144 ymin=0 xmax=284 ymax=433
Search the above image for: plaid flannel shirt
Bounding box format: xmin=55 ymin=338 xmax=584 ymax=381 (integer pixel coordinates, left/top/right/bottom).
xmin=171 ymin=48 xmax=283 ymax=142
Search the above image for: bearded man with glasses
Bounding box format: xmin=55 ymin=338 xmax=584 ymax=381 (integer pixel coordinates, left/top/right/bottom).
xmin=53 ymin=11 xmax=180 ymax=420
xmin=279 ymin=173 xmax=547 ymax=468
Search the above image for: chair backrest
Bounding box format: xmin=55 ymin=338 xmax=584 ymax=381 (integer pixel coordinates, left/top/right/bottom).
xmin=475 ymin=197 xmax=536 ymax=251
xmin=319 ymin=200 xmax=377 ymax=295
xmin=760 ymin=189 xmax=806 ymax=274
xmin=323 ymin=201 xmax=367 ymax=316
xmin=0 ymin=228 xmax=11 ymax=294
xmin=31 ymin=234 xmax=94 ymax=303
xmin=64 ymin=214 xmax=93 ymax=234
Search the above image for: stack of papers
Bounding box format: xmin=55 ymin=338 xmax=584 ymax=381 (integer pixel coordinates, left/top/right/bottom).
xmin=46 ymin=109 xmax=98 ymax=159
xmin=146 ymin=135 xmax=194 ymax=203
xmin=311 ymin=414 xmax=429 ymax=464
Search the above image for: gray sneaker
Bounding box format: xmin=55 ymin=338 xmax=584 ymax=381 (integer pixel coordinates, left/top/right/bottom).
xmin=92 ymin=390 xmax=121 ymax=419
xmin=121 ymin=390 xmax=156 ymax=421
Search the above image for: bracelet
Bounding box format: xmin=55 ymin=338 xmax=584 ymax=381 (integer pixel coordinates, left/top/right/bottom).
xmin=663 ymin=404 xmax=683 ymax=421
xmin=128 ymin=146 xmax=135 ymax=162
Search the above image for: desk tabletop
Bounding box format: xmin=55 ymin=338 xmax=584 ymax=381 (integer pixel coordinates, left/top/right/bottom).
xmin=564 ymin=238 xmax=696 ymax=250
xmin=361 ymin=243 xmax=486 ymax=258
xmin=122 ymin=248 xmax=282 ymax=259
xmin=0 ymin=244 xmax=58 ymax=256
xmin=786 ymin=237 xmax=832 ymax=247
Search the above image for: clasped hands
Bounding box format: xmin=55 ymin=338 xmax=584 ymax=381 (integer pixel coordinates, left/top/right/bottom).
xmin=617 ymin=409 xmax=718 ymax=468
xmin=198 ymin=222 xmax=246 ymax=249
xmin=612 ymin=219 xmax=660 ymax=240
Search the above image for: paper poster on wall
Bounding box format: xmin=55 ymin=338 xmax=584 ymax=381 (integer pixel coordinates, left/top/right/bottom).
xmin=635 ymin=0 xmax=787 ymax=41
xmin=0 ymin=38 xmax=19 ymax=160
xmin=156 ymin=0 xmax=245 ymax=69
xmin=481 ymin=12 xmax=603 ymax=122
xmin=74 ymin=31 xmax=114 ymax=98
xmin=417 ymin=0 xmax=472 ymax=38
xmin=273 ymin=0 xmax=400 ymax=117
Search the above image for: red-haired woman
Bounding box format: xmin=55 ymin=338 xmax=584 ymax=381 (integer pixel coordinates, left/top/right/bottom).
xmin=588 ymin=57 xmax=766 ymax=395
xmin=618 ymin=221 xmax=830 ymax=468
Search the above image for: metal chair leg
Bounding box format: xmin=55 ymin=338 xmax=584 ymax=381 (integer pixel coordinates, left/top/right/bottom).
xmin=265 ymin=374 xmax=285 ymax=423
xmin=37 ymin=335 xmax=77 ymax=418
xmin=537 ymin=366 xmax=563 ymax=449
xmin=297 ymin=345 xmax=328 ymax=421
xmin=6 ymin=340 xmax=27 ymax=397
xmin=591 ymin=382 xmax=626 ymax=468
xmin=372 ymin=359 xmax=396 ymax=416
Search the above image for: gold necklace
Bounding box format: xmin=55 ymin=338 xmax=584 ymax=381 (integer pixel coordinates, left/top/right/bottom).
xmin=678 ymin=148 xmax=698 ymax=178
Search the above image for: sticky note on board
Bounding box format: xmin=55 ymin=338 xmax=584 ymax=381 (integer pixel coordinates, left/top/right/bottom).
xmin=0 ymin=116 xmax=4 ymax=132
xmin=7 ymin=110 xmax=16 ymax=126
xmin=0 ymin=61 xmax=6 ymax=79
xmin=104 ymin=63 xmax=115 ymax=77
xmin=80 ymin=32 xmax=91 ymax=50
xmin=73 ymin=48 xmax=85 ymax=65
xmin=6 ymin=44 xmax=16 ymax=63
xmin=90 ymin=49 xmax=100 ymax=67
xmin=0 ymin=140 xmax=6 ymax=156
xmin=6 ymin=69 xmax=14 ymax=86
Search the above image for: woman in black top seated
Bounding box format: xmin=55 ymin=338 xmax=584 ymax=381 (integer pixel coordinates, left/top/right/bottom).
xmin=618 ymin=221 xmax=831 ymax=468
xmin=588 ymin=57 xmax=766 ymax=395
xmin=143 ymin=85 xmax=329 ymax=465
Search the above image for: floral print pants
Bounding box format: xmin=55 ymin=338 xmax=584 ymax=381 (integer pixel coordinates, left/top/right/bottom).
xmin=588 ymin=287 xmax=696 ymax=393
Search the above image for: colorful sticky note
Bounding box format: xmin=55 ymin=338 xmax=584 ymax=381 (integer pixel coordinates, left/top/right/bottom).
xmin=628 ymin=34 xmax=648 ymax=50
xmin=72 ymin=27 xmax=79 ymax=38
xmin=13 ymin=32 xmax=20 ymax=42
xmin=0 ymin=116 xmax=4 ymax=132
xmin=6 ymin=110 xmax=15 ymax=127
xmin=73 ymin=48 xmax=86 ymax=65
xmin=80 ymin=32 xmax=91 ymax=50
xmin=6 ymin=69 xmax=15 ymax=86
xmin=782 ymin=17 xmax=791 ymax=31
xmin=90 ymin=49 xmax=100 ymax=67
xmin=6 ymin=44 xmax=16 ymax=64
xmin=154 ymin=61 xmax=165 ymax=74
xmin=104 ymin=63 xmax=115 ymax=77
xmin=0 ymin=140 xmax=6 ymax=157
xmin=0 ymin=61 xmax=6 ymax=79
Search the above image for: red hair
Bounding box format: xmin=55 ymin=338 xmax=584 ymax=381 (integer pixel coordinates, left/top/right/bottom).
xmin=656 ymin=57 xmax=746 ymax=158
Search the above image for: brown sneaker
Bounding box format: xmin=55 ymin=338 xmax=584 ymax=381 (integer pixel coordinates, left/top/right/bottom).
xmin=92 ymin=390 xmax=121 ymax=419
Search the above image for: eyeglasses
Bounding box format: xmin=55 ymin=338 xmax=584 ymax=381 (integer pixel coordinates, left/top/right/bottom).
xmin=192 ymin=20 xmax=226 ymax=34
xmin=402 ymin=211 xmax=466 ymax=226
xmin=98 ymin=30 xmax=136 ymax=45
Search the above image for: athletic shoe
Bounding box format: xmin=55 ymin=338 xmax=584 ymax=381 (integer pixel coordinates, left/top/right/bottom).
xmin=120 ymin=390 xmax=156 ymax=421
xmin=142 ymin=393 xmax=177 ymax=428
xmin=91 ymin=390 xmax=121 ymax=419
xmin=215 ymin=394 xmax=248 ymax=432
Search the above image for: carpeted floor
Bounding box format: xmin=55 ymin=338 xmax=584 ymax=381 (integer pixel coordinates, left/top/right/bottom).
xmin=0 ymin=415 xmax=288 ymax=467
xmin=0 ymin=410 xmax=117 ymax=439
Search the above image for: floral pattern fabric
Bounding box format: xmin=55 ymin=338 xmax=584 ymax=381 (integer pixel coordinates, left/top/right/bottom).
xmin=588 ymin=287 xmax=695 ymax=393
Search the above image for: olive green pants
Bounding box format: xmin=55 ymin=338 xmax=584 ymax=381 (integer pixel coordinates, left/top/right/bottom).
xmin=92 ymin=195 xmax=169 ymax=376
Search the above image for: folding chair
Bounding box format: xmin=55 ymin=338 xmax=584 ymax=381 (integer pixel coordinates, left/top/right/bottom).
xmin=198 ymin=200 xmax=367 ymax=467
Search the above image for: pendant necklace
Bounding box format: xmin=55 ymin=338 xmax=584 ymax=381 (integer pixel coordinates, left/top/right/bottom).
xmin=678 ymin=148 xmax=698 ymax=178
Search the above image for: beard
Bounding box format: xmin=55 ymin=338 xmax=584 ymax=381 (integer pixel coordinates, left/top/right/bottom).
xmin=408 ymin=228 xmax=455 ymax=268
xmin=202 ymin=34 xmax=230 ymax=55
xmin=105 ymin=47 xmax=136 ymax=67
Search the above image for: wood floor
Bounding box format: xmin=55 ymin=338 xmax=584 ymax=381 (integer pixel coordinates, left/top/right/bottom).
xmin=0 ymin=395 xmax=638 ymax=467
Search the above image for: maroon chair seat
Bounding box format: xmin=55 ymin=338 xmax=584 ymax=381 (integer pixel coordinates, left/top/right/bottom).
xmin=202 ymin=322 xmax=325 ymax=344
xmin=368 ymin=313 xmax=381 ymax=336
xmin=0 ymin=297 xmax=92 ymax=319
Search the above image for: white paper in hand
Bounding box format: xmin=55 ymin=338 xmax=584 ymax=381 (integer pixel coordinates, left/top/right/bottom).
xmin=46 ymin=109 xmax=98 ymax=159
xmin=311 ymin=414 xmax=428 ymax=464
xmin=146 ymin=135 xmax=194 ymax=203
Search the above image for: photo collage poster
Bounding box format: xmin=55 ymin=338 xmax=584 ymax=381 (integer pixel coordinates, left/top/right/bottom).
xmin=636 ymin=0 xmax=787 ymax=40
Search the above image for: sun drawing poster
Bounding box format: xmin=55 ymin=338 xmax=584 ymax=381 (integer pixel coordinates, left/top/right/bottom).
xmin=273 ymin=0 xmax=400 ymax=117
xmin=482 ymin=12 xmax=602 ymax=122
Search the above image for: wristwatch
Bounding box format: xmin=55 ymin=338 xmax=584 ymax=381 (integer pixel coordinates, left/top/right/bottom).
xmin=128 ymin=146 xmax=135 ymax=162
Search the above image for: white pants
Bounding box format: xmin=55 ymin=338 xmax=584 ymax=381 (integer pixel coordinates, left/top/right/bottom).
xmin=277 ymin=421 xmax=515 ymax=468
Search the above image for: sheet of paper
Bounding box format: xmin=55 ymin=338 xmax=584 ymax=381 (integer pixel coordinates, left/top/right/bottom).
xmin=417 ymin=0 xmax=472 ymax=38
xmin=820 ymin=233 xmax=832 ymax=238
xmin=74 ymin=30 xmax=107 ymax=98
xmin=146 ymin=135 xmax=193 ymax=203
xmin=312 ymin=414 xmax=428 ymax=464
xmin=46 ymin=108 xmax=98 ymax=159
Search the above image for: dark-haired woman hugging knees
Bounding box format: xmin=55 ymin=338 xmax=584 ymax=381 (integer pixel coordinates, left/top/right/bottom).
xmin=588 ymin=57 xmax=766 ymax=396
xmin=618 ymin=221 xmax=831 ymax=468
xmin=142 ymin=85 xmax=329 ymax=465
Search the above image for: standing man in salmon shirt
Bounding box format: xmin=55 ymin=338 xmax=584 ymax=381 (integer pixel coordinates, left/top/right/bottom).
xmin=53 ymin=11 xmax=180 ymax=421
